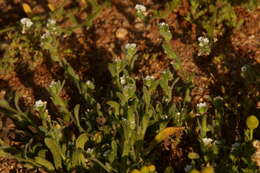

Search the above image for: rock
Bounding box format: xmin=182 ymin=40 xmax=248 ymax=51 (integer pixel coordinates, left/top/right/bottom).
xmin=116 ymin=28 xmax=128 ymax=40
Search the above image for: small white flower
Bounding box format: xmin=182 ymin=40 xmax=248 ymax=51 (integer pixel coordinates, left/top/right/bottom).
xmin=197 ymin=102 xmax=207 ymax=109
xmin=34 ymin=100 xmax=47 ymax=110
xmin=159 ymin=22 xmax=167 ymax=27
xmin=162 ymin=114 xmax=169 ymax=119
xmin=20 ymin=18 xmax=33 ymax=28
xmin=125 ymin=43 xmax=136 ymax=50
xmin=184 ymin=165 xmax=192 ymax=172
xmin=86 ymin=148 xmax=94 ymax=154
xmin=135 ymin=4 xmax=146 ymax=12
xmin=47 ymin=19 xmax=57 ymax=31
xmin=144 ymin=75 xmax=155 ymax=81
xmin=47 ymin=19 xmax=56 ymax=26
xmin=49 ymin=81 xmax=57 ymax=88
xmin=41 ymin=31 xmax=50 ymax=40
xmin=198 ymin=36 xmax=209 ymax=47
xmin=20 ymin=18 xmax=33 ymax=34
xmin=86 ymin=80 xmax=91 ymax=85
xmin=202 ymin=137 xmax=213 ymax=146
xmin=177 ymin=112 xmax=181 ymax=116
xmin=120 ymin=76 xmax=126 ymax=85
xmin=241 ymin=64 xmax=249 ymax=72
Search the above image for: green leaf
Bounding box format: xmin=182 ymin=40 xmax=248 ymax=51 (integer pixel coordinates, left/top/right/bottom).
xmin=37 ymin=149 xmax=48 ymax=158
xmin=108 ymin=140 xmax=117 ymax=163
xmin=76 ymin=133 xmax=89 ymax=149
xmin=44 ymin=137 xmax=62 ymax=169
xmin=107 ymin=101 xmax=120 ymax=116
xmin=71 ymin=150 xmax=82 ymax=168
xmin=35 ymin=156 xmax=55 ymax=171
xmin=108 ymin=63 xmax=116 ymax=77
xmin=74 ymin=104 xmax=84 ymax=132
xmin=162 ymin=43 xmax=178 ymax=60
xmin=143 ymin=87 xmax=151 ymax=109
xmin=0 ymin=99 xmax=17 ymax=113
xmin=14 ymin=92 xmax=22 ymax=113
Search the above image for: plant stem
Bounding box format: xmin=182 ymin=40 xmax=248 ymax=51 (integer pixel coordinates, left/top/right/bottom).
xmin=201 ymin=114 xmax=207 ymax=138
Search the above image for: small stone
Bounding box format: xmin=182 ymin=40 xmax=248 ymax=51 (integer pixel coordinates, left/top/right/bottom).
xmin=134 ymin=22 xmax=145 ymax=31
xmin=116 ymin=28 xmax=128 ymax=40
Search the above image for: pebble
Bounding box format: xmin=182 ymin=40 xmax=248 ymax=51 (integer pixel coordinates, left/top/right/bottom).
xmin=134 ymin=22 xmax=145 ymax=31
xmin=116 ymin=28 xmax=128 ymax=40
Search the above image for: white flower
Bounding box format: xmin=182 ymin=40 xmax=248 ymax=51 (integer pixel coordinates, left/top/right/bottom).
xmin=20 ymin=18 xmax=33 ymax=34
xmin=241 ymin=64 xmax=249 ymax=72
xmin=184 ymin=165 xmax=192 ymax=172
xmin=41 ymin=31 xmax=50 ymax=40
xmin=125 ymin=43 xmax=136 ymax=50
xmin=177 ymin=112 xmax=181 ymax=116
xmin=144 ymin=75 xmax=155 ymax=81
xmin=49 ymin=81 xmax=57 ymax=88
xmin=162 ymin=114 xmax=169 ymax=119
xmin=198 ymin=36 xmax=209 ymax=47
xmin=197 ymin=102 xmax=207 ymax=109
xmin=34 ymin=100 xmax=47 ymax=110
xmin=47 ymin=19 xmax=56 ymax=26
xmin=86 ymin=148 xmax=94 ymax=154
xmin=159 ymin=22 xmax=167 ymax=27
xmin=135 ymin=4 xmax=146 ymax=12
xmin=120 ymin=76 xmax=126 ymax=85
xmin=47 ymin=19 xmax=57 ymax=31
xmin=20 ymin=18 xmax=33 ymax=28
xmin=202 ymin=137 xmax=213 ymax=146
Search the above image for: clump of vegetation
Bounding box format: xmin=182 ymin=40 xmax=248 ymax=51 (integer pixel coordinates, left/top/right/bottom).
xmin=0 ymin=0 xmax=259 ymax=172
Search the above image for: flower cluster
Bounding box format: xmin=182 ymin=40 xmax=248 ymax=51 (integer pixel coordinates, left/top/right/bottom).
xmin=241 ymin=64 xmax=249 ymax=72
xmin=197 ymin=36 xmax=211 ymax=56
xmin=34 ymin=100 xmax=47 ymax=111
xmin=158 ymin=22 xmax=172 ymax=41
xmin=125 ymin=43 xmax=137 ymax=50
xmin=202 ymin=137 xmax=213 ymax=146
xmin=197 ymin=102 xmax=208 ymax=114
xmin=144 ymin=75 xmax=155 ymax=81
xmin=125 ymin=43 xmax=137 ymax=58
xmin=198 ymin=36 xmax=209 ymax=47
xmin=40 ymin=18 xmax=57 ymax=46
xmin=135 ymin=4 xmax=146 ymax=13
xmin=135 ymin=4 xmax=147 ymax=19
xmin=20 ymin=18 xmax=33 ymax=34
xmin=120 ymin=76 xmax=126 ymax=85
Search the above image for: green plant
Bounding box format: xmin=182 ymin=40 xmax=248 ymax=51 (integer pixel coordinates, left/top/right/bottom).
xmin=158 ymin=22 xmax=181 ymax=70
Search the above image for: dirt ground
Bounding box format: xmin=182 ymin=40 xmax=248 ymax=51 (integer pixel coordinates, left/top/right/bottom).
xmin=0 ymin=0 xmax=259 ymax=172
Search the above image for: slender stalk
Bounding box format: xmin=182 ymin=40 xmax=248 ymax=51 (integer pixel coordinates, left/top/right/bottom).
xmin=201 ymin=114 xmax=207 ymax=138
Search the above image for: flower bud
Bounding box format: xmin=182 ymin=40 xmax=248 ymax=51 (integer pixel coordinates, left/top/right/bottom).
xmin=131 ymin=169 xmax=141 ymax=173
xmin=140 ymin=166 xmax=149 ymax=173
xmin=189 ymin=169 xmax=200 ymax=173
xmin=201 ymin=166 xmax=215 ymax=173
xmin=246 ymin=115 xmax=259 ymax=130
